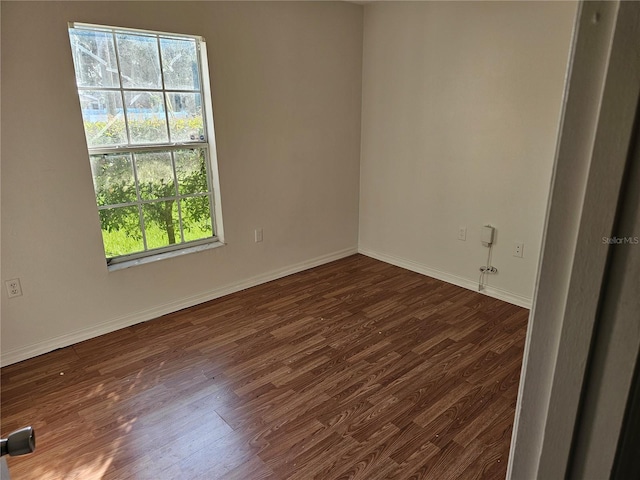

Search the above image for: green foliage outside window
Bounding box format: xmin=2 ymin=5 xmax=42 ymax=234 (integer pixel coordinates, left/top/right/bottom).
xmin=89 ymin=118 xmax=213 ymax=259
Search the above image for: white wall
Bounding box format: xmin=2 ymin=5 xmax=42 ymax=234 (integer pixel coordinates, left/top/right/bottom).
xmin=359 ymin=1 xmax=576 ymax=306
xmin=1 ymin=1 xmax=580 ymax=366
xmin=0 ymin=1 xmax=363 ymax=365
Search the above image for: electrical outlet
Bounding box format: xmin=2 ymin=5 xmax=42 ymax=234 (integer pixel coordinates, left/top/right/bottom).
xmin=6 ymin=278 xmax=22 ymax=298
xmin=479 ymin=266 xmax=498 ymax=274
xmin=458 ymin=226 xmax=467 ymax=241
xmin=514 ymin=242 xmax=524 ymax=258
xmin=255 ymin=228 xmax=263 ymax=243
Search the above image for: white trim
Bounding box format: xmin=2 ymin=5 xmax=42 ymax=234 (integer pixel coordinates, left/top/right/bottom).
xmin=508 ymin=3 xmax=582 ymax=476
xmin=0 ymin=247 xmax=357 ymax=367
xmin=536 ymin=0 xmax=640 ymax=475
xmin=68 ymin=22 xmax=204 ymax=42
xmin=358 ymin=247 xmax=532 ymax=309
xmin=200 ymin=40 xmax=225 ymax=245
xmin=107 ymin=240 xmax=224 ymax=271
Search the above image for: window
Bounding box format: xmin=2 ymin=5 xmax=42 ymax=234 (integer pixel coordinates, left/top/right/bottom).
xmin=68 ymin=23 xmax=223 ymax=267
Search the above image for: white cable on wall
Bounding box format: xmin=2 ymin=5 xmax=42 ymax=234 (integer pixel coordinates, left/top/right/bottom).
xmin=478 ymin=243 xmax=494 ymax=291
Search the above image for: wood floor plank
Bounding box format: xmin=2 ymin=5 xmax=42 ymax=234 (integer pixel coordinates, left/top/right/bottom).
xmin=1 ymin=254 xmax=527 ymax=479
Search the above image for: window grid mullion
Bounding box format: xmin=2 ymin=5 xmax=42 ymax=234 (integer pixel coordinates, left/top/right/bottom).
xmin=111 ymin=32 xmax=133 ymax=146
xmin=129 ymin=152 xmax=149 ymax=251
xmin=201 ymin=146 xmax=217 ymax=235
xmin=88 ymin=143 xmax=208 ymax=156
xmin=195 ymin=41 xmax=208 ymax=143
xmin=96 ymin=191 xmax=212 ymax=210
xmin=156 ymin=36 xmax=173 ymax=145
xmin=170 ymin=151 xmax=186 ymax=243
xmin=78 ymin=86 xmax=201 ymax=94
xmin=194 ymin=47 xmax=216 ymax=234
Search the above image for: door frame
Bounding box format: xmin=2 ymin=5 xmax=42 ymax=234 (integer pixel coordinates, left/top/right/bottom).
xmin=507 ymin=1 xmax=640 ymax=478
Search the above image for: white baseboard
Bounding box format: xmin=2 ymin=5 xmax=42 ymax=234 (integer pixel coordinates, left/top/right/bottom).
xmin=358 ymin=247 xmax=532 ymax=309
xmin=1 ymin=247 xmax=358 ymax=367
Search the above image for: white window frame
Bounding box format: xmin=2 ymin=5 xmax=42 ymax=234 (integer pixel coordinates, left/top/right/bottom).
xmin=68 ymin=22 xmax=225 ymax=270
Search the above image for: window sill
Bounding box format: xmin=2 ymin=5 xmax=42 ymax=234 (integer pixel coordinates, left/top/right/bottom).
xmin=107 ymin=240 xmax=225 ymax=272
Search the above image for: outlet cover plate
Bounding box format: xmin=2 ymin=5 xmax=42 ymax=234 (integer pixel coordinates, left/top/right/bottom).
xmin=514 ymin=242 xmax=524 ymax=258
xmin=6 ymin=278 xmax=22 ymax=298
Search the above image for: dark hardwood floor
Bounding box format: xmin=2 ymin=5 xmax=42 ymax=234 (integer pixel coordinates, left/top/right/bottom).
xmin=1 ymin=254 xmax=528 ymax=479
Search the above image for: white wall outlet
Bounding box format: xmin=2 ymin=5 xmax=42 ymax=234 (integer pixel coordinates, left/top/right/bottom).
xmin=458 ymin=226 xmax=467 ymax=241
xmin=255 ymin=228 xmax=263 ymax=243
xmin=514 ymin=242 xmax=524 ymax=258
xmin=6 ymin=278 xmax=22 ymax=298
